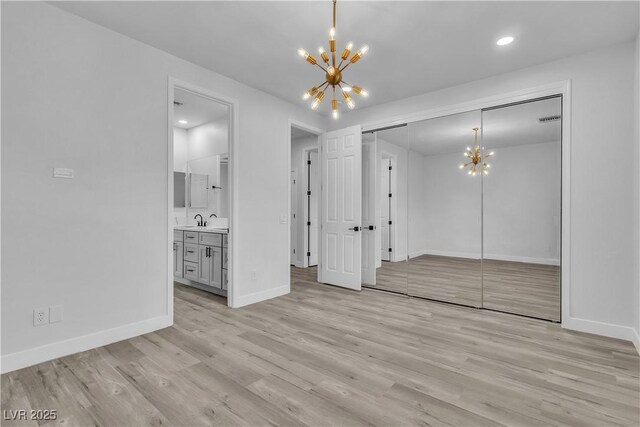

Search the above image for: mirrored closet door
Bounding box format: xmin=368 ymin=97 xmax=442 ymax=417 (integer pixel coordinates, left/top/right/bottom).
xmin=481 ymin=96 xmax=562 ymax=321
xmin=362 ymin=126 xmax=409 ymax=295
xmin=407 ymin=111 xmax=483 ymax=307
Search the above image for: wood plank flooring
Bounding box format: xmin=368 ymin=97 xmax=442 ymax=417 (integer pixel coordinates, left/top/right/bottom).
xmin=2 ymin=267 xmax=637 ymax=426
xmin=374 ymin=255 xmax=560 ymax=321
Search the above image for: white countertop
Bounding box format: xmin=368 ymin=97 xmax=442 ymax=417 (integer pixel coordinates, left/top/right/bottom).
xmin=174 ymin=226 xmax=228 ymax=234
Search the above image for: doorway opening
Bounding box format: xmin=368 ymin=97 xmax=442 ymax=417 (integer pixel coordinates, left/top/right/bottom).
xmin=289 ymin=123 xmax=321 ymax=283
xmin=169 ymin=79 xmax=237 ymax=309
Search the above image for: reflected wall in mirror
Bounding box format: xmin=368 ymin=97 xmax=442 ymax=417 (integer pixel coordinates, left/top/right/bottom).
xmin=482 ymin=96 xmax=561 ymax=321
xmin=174 ymin=171 xmax=186 ymax=207
xmin=407 ymin=111 xmax=483 ymax=307
xmin=173 ymin=88 xmax=230 ymax=226
xmin=362 ymin=126 xmax=409 ymax=295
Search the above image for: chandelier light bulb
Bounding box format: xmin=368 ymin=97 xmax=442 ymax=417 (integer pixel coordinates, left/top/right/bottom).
xmin=303 ymin=92 xmax=311 ymax=100
xmin=329 ymin=27 xmax=336 ymax=39
xmin=347 ymin=99 xmax=355 ymax=109
xmin=333 ymin=110 xmax=339 ymax=119
xmin=359 ymin=45 xmax=369 ymax=55
xmin=319 ymin=47 xmax=329 ymax=63
xmin=342 ymin=86 xmax=352 ymax=92
xmin=298 ymin=48 xmax=307 ymax=57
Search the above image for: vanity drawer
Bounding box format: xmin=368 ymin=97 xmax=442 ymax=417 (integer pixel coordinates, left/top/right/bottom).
xmin=222 ymin=234 xmax=228 ymax=247
xmin=199 ymin=232 xmax=222 ymax=247
xmin=222 ymin=247 xmax=228 ymax=270
xmin=173 ymin=230 xmax=184 ymax=242
xmin=184 ymin=231 xmax=198 ymax=243
xmin=183 ymin=262 xmax=198 ymax=281
xmin=183 ymin=243 xmax=198 ymax=262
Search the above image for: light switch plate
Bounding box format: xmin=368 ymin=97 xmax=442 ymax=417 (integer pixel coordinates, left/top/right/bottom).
xmin=49 ymin=305 xmax=63 ymax=323
xmin=53 ymin=168 xmax=74 ymax=179
xmin=279 ymin=215 xmax=287 ymax=224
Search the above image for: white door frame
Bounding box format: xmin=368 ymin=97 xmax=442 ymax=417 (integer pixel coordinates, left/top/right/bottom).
xmin=168 ymin=77 xmax=239 ymax=309
xmin=288 ymin=120 xmax=324 ymax=276
xmin=361 ymin=80 xmax=572 ymax=328
xmin=302 ymin=147 xmax=320 ymax=268
xmin=290 ymin=168 xmax=298 ymax=266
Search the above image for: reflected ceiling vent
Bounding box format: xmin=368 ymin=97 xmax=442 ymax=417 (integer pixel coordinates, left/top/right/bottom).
xmin=538 ymin=115 xmax=561 ymax=123
xmin=173 ymin=101 xmax=183 ymax=106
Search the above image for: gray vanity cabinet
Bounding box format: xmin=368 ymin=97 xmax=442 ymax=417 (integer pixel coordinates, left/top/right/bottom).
xmin=173 ymin=241 xmax=184 ymax=278
xmin=174 ymin=229 xmax=227 ymax=294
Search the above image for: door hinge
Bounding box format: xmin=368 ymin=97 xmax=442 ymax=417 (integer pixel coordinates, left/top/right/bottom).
xmin=388 ymin=193 xmax=392 ymax=198
xmin=293 ymin=213 xmax=296 ymax=219
xmin=389 ymin=166 xmax=392 ymax=170
xmin=307 ymin=251 xmax=311 ymax=257
xmin=293 ymin=249 xmax=296 ymax=254
xmin=307 ymin=190 xmax=311 ymax=196
xmin=307 ymin=160 xmax=311 ymax=165
xmin=388 ymin=220 xmax=392 ymax=225
xmin=307 ymin=221 xmax=311 ymax=226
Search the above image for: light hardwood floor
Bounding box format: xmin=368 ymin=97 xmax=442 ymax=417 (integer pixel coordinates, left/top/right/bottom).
xmin=374 ymin=255 xmax=560 ymax=321
xmin=2 ymin=267 xmax=637 ymax=426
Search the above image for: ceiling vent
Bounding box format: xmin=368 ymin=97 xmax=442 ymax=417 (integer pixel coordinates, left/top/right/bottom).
xmin=538 ymin=115 xmax=561 ymax=123
xmin=173 ymin=101 xmax=183 ymax=106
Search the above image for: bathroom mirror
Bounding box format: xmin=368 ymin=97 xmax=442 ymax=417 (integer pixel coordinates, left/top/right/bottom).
xmin=173 ymin=87 xmax=230 ymax=225
xmin=174 ymin=171 xmax=186 ymax=207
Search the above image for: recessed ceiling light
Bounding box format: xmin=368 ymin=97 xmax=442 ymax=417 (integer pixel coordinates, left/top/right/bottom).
xmin=496 ymin=36 xmax=514 ymax=46
xmin=178 ymin=120 xmax=188 ymax=124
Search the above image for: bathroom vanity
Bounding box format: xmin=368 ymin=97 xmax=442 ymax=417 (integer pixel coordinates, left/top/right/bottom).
xmin=174 ymin=226 xmax=228 ymax=296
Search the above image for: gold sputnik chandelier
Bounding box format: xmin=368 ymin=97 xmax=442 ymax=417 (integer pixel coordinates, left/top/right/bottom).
xmin=460 ymin=128 xmax=494 ymax=176
xmin=298 ymin=0 xmax=369 ymax=119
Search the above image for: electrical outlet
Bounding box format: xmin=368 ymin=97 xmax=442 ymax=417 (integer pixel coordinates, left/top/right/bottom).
xmin=33 ymin=308 xmax=49 ymax=326
xmin=49 ymin=305 xmax=63 ymax=323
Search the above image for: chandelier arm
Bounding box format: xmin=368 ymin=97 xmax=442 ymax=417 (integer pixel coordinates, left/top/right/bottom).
xmin=314 ymin=63 xmax=328 ymax=73
xmin=339 ymin=62 xmax=351 ymax=73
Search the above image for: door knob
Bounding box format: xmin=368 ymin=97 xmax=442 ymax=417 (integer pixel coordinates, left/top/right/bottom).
xmin=348 ymin=226 xmax=361 ymax=232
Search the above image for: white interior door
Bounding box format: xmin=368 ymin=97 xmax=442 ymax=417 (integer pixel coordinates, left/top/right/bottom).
xmin=290 ymin=169 xmax=297 ymax=265
xmin=361 ymin=136 xmax=376 ymax=285
xmin=380 ymin=160 xmax=391 ymax=262
xmin=308 ymin=151 xmax=319 ymax=267
xmin=320 ymin=125 xmax=362 ymax=290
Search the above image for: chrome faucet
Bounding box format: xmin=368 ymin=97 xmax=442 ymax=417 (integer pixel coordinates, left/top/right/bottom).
xmin=194 ymin=214 xmax=204 ymax=227
xmin=209 ymin=213 xmax=217 ymax=218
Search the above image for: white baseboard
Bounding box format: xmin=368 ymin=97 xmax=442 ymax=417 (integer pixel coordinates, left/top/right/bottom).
xmin=0 ymin=315 xmax=172 ymax=374
xmin=633 ymin=328 xmax=640 ymax=355
xmin=563 ymin=317 xmax=639 ymax=346
xmin=424 ymin=249 xmax=480 ymax=260
xmin=409 ymin=249 xmax=427 ymax=259
xmin=421 ymin=249 xmax=559 ymax=265
xmin=484 ymin=253 xmax=560 ymax=266
xmin=231 ymin=284 xmax=289 ymax=308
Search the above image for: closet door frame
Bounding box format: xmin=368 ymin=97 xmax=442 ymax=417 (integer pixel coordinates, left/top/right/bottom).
xmin=360 ymin=81 xmax=571 ymax=327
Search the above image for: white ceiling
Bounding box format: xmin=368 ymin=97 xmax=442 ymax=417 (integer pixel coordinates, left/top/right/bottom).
xmin=380 ymin=96 xmax=561 ymax=156
xmin=173 ymin=88 xmax=229 ymax=129
xmin=52 ymin=1 xmax=638 ymax=117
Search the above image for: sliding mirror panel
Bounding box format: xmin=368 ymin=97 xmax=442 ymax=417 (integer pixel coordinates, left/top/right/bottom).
xmin=481 ymin=97 xmax=561 ymax=321
xmin=363 ymin=126 xmax=408 ymax=294
xmin=407 ymin=111 xmax=483 ymax=307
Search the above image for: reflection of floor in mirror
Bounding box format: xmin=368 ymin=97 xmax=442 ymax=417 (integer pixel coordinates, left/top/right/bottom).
xmin=482 ymin=258 xmax=560 ymax=321
xmin=373 ymin=254 xmax=560 ymax=322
